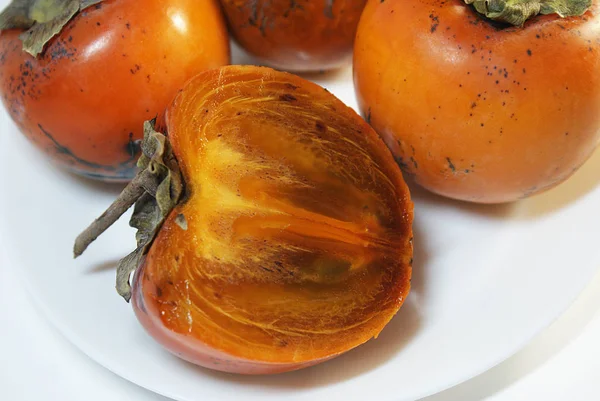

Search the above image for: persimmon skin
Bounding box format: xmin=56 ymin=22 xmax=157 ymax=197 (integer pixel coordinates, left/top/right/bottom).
xmin=220 ymin=0 xmax=366 ymax=72
xmin=131 ymin=66 xmax=413 ymax=374
xmin=132 ymin=265 xmax=336 ymax=375
xmin=354 ymin=0 xmax=600 ymax=203
xmin=0 ymin=0 xmax=230 ymax=181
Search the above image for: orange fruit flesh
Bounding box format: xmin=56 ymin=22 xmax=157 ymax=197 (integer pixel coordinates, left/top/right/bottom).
xmin=132 ymin=66 xmax=413 ymax=373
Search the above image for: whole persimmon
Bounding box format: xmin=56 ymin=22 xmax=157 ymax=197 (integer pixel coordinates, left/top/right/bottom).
xmin=220 ymin=0 xmax=367 ymax=71
xmin=354 ymin=0 xmax=600 ymax=203
xmin=0 ymin=0 xmax=230 ymax=181
xmin=75 ymin=66 xmax=414 ymax=374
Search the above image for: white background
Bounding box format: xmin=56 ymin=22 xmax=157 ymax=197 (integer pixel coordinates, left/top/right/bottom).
xmin=2 ymin=258 xmax=600 ymax=401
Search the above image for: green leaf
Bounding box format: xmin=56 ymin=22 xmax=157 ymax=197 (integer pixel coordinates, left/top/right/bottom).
xmin=0 ymin=0 xmax=35 ymax=30
xmin=80 ymin=0 xmax=102 ymax=9
xmin=0 ymin=0 xmax=106 ymax=57
xmin=464 ymin=0 xmax=592 ymax=26
xmin=19 ymin=0 xmax=78 ymax=56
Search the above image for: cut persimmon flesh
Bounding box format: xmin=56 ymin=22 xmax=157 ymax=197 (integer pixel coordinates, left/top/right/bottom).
xmin=131 ymin=66 xmax=413 ymax=374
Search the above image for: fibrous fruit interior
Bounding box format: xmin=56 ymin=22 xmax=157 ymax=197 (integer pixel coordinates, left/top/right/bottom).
xmin=134 ymin=66 xmax=413 ymax=370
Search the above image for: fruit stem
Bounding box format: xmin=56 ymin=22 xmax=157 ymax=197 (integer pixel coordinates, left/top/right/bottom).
xmin=73 ymin=168 xmax=158 ymax=258
xmin=73 ymin=120 xmax=183 ymax=302
xmin=464 ymin=0 xmax=592 ymax=26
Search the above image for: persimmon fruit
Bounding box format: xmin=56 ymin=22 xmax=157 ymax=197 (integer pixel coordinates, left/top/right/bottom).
xmin=219 ymin=0 xmax=367 ymax=72
xmin=0 ymin=0 xmax=230 ymax=181
xmin=74 ymin=65 xmax=414 ymax=374
xmin=354 ymin=0 xmax=600 ymax=203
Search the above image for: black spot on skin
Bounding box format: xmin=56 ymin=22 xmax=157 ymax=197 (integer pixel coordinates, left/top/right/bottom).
xmin=395 ymin=156 xmax=412 ymax=175
xmin=366 ymin=107 xmax=372 ymax=124
xmin=130 ymin=64 xmax=141 ymax=74
xmin=48 ymin=39 xmax=76 ymax=61
xmin=285 ymin=83 xmax=299 ymax=90
xmin=126 ymin=22 xmax=131 ymax=30
xmin=124 ymin=132 xmax=140 ymax=158
xmin=411 ymin=157 xmax=418 ymax=169
xmin=447 ymin=157 xmax=456 ymax=172
xmin=156 ymin=286 xmax=163 ymax=297
xmin=527 ymin=49 xmax=532 ymax=56
xmin=429 ymin=13 xmax=439 ymax=33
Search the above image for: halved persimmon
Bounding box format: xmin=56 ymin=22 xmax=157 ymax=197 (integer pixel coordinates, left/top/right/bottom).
xmin=75 ymin=65 xmax=413 ymax=374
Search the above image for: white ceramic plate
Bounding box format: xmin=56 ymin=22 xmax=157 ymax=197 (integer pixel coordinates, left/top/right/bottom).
xmin=2 ymin=43 xmax=600 ymax=401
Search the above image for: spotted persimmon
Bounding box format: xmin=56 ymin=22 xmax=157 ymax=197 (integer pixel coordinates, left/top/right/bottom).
xmin=74 ymin=65 xmax=414 ymax=374
xmin=0 ymin=0 xmax=230 ymax=181
xmin=219 ymin=0 xmax=367 ymax=71
xmin=354 ymin=0 xmax=600 ymax=203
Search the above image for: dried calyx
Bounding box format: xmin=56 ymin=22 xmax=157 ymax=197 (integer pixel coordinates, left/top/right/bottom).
xmin=0 ymin=0 xmax=103 ymax=56
xmin=74 ymin=120 xmax=183 ymax=302
xmin=464 ymin=0 xmax=592 ymax=26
